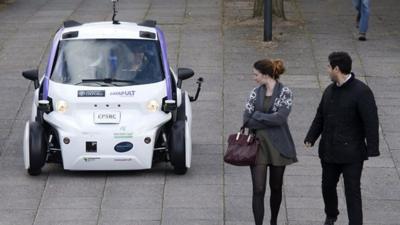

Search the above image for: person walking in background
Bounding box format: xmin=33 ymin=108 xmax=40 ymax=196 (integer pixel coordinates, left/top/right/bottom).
xmin=243 ymin=59 xmax=297 ymax=225
xmin=304 ymin=52 xmax=379 ymax=225
xmin=353 ymin=0 xmax=370 ymax=41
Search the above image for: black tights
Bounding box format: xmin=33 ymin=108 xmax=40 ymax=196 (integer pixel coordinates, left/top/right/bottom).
xmin=250 ymin=165 xmax=286 ymax=225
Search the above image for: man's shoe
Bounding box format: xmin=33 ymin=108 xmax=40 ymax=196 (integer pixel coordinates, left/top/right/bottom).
xmin=324 ymin=217 xmax=337 ymax=225
xmin=358 ymin=33 xmax=367 ymax=41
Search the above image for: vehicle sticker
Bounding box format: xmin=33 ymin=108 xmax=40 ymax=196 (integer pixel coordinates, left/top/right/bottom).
xmin=114 ymin=142 xmax=134 ymax=152
xmin=114 ymin=132 xmax=133 ymax=139
xmin=94 ymin=111 xmax=121 ymax=124
xmin=78 ymin=90 xmax=105 ymax=97
xmin=83 ymin=157 xmax=100 ymax=162
xmin=114 ymin=158 xmax=132 ymax=162
xmin=109 ymin=90 xmax=135 ymax=97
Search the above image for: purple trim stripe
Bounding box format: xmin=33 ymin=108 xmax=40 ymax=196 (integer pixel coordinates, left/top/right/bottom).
xmin=155 ymin=27 xmax=173 ymax=100
xmin=43 ymin=28 xmax=64 ymax=100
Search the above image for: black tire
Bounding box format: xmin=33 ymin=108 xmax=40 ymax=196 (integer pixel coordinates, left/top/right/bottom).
xmin=173 ymin=166 xmax=187 ymax=175
xmin=169 ymin=93 xmax=187 ymax=175
xmin=28 ymin=168 xmax=41 ymax=176
xmin=27 ymin=122 xmax=47 ymax=176
xmin=169 ymin=120 xmax=186 ymax=174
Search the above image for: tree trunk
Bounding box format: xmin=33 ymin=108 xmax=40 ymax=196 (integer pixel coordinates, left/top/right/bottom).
xmin=272 ymin=0 xmax=285 ymax=19
xmin=253 ymin=0 xmax=286 ymax=19
xmin=253 ymin=0 xmax=264 ymax=17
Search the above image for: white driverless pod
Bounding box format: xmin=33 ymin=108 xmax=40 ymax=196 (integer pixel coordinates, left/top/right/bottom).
xmin=22 ymin=19 xmax=203 ymax=175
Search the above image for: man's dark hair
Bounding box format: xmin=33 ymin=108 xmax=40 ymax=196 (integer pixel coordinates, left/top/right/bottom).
xmin=328 ymin=52 xmax=352 ymax=74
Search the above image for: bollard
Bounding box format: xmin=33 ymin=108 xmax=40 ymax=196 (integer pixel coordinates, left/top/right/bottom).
xmin=264 ymin=0 xmax=272 ymax=41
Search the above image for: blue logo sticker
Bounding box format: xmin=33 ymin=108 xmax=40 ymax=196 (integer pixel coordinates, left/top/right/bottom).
xmin=114 ymin=142 xmax=133 ymax=152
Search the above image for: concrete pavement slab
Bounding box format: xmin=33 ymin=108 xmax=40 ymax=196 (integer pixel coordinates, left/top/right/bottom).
xmin=105 ymin=171 xmax=166 ymax=185
xmin=0 ymin=195 xmax=39 ymax=210
xmin=225 ymin=195 xmax=287 ymax=223
xmin=286 ymin=196 xmax=346 ymax=210
xmin=286 ymin=207 xmax=347 ymax=224
xmin=363 ymin=157 xmax=396 ymax=168
xmin=362 ymin=199 xmax=400 ymax=224
xmin=163 ymin=183 xmax=222 ymax=208
xmin=39 ymin=1 xmax=84 ymax=11
xmin=224 ymin=182 xmax=252 ymax=197
xmin=69 ymin=10 xmax=109 ymax=22
xmin=286 ymin=165 xmax=322 ymax=176
xmin=223 ymin=161 xmax=251 ymax=174
xmin=162 ymin=207 xmax=223 ymax=221
xmin=224 ymin=171 xmax=252 ymax=185
xmin=384 ymin=133 xmax=400 ymax=149
xmin=42 ymin=174 xmax=106 ymax=198
xmin=34 ymin=222 xmax=97 ymax=225
xmin=0 ymin=209 xmax=36 ymax=225
xmin=361 ymin=167 xmax=400 ymax=200
xmin=162 ymin=220 xmax=223 ymax=225
xmin=33 ymin=208 xmax=99 ymax=225
xmin=39 ymin=196 xmax=101 ymax=209
xmin=101 ymin=195 xmax=162 ymax=210
xmin=103 ymin=183 xmax=163 ymax=199
xmin=192 ymin=144 xmax=223 ymax=155
xmin=99 ymin=221 xmax=159 ymax=225
xmin=166 ymin=169 xmax=222 ymax=184
xmin=285 ymin=174 xmax=322 ymax=187
xmin=285 ymin=184 xmax=345 ymax=199
xmin=98 ymin=208 xmax=161 ymax=221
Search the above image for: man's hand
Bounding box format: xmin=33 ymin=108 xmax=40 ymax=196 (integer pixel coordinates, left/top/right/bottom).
xmin=304 ymin=142 xmax=312 ymax=148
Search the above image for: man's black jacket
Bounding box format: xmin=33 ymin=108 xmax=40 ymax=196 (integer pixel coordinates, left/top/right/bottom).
xmin=304 ymin=74 xmax=379 ymax=163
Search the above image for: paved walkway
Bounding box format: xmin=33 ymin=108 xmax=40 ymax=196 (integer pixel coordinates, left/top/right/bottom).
xmin=0 ymin=0 xmax=399 ymax=224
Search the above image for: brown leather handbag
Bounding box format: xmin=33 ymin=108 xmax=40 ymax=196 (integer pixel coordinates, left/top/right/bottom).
xmin=224 ymin=128 xmax=259 ymax=166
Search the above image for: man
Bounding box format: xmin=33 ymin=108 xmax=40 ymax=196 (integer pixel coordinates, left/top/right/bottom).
xmin=127 ymin=45 xmax=146 ymax=72
xmin=119 ymin=45 xmax=159 ymax=83
xmin=304 ymin=52 xmax=379 ymax=225
xmin=353 ymin=0 xmax=370 ymax=41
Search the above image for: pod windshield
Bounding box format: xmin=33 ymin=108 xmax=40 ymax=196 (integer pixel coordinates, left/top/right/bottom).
xmin=51 ymin=39 xmax=164 ymax=86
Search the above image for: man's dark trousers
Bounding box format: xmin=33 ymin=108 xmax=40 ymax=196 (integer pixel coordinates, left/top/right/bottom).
xmin=322 ymin=161 xmax=364 ymax=225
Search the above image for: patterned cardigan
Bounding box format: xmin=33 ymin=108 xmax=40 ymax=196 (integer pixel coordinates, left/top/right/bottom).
xmin=243 ymin=82 xmax=297 ymax=159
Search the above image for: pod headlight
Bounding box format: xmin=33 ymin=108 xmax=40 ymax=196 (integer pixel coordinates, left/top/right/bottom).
xmin=146 ymin=100 xmax=159 ymax=112
xmin=56 ymin=100 xmax=68 ymax=113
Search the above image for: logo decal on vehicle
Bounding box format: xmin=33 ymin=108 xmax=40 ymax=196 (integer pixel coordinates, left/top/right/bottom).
xmin=114 ymin=158 xmax=133 ymax=162
xmin=114 ymin=142 xmax=134 ymax=152
xmin=114 ymin=132 xmax=133 ymax=139
xmin=83 ymin=157 xmax=100 ymax=162
xmin=109 ymin=90 xmax=135 ymax=97
xmin=78 ymin=90 xmax=105 ymax=97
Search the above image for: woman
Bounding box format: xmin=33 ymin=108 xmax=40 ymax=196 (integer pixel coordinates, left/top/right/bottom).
xmin=243 ymin=59 xmax=297 ymax=225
